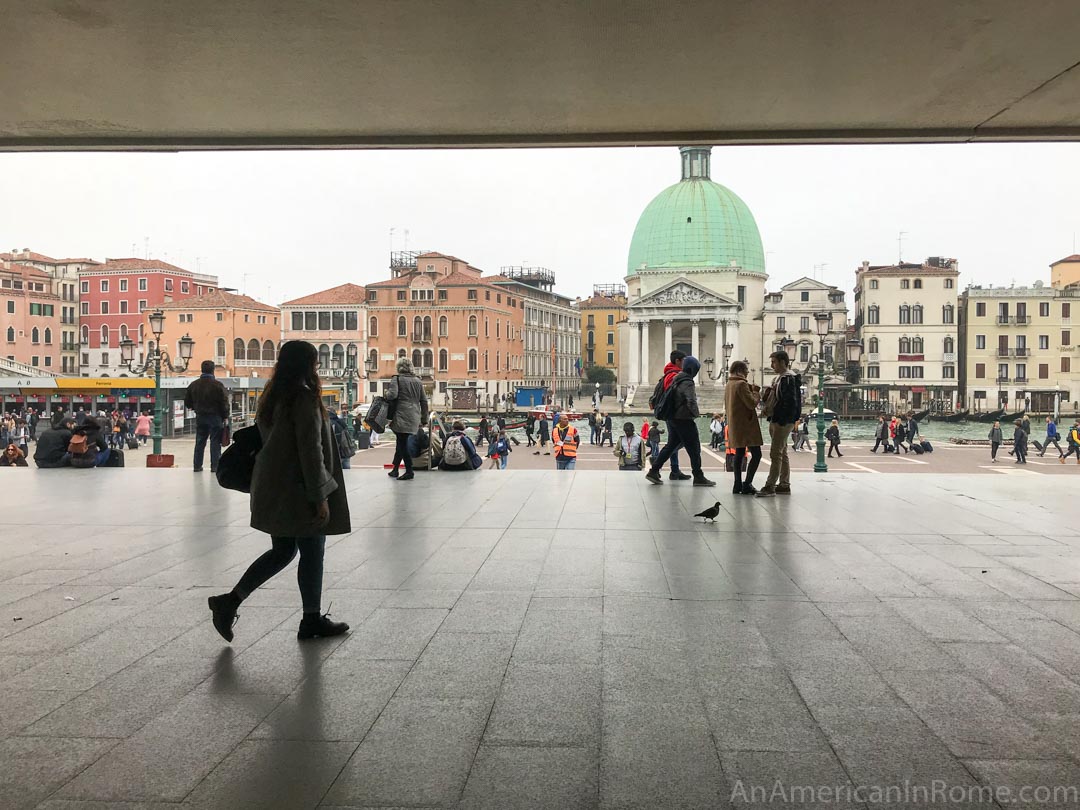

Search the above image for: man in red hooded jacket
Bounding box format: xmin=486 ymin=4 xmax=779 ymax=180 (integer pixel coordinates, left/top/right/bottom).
xmin=647 ymin=350 xmax=690 ymax=480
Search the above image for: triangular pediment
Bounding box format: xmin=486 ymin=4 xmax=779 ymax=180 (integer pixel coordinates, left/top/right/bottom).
xmin=779 ymin=277 xmax=836 ymax=291
xmin=630 ymin=277 xmax=738 ymax=309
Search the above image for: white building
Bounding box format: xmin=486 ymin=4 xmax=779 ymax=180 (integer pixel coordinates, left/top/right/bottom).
xmin=619 ymin=146 xmax=767 ymax=407
xmin=491 ymin=267 xmax=581 ymax=402
xmin=854 ymin=257 xmax=960 ymax=411
xmin=760 ymin=277 xmax=850 ymax=389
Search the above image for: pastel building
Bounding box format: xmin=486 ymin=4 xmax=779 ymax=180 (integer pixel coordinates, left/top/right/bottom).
xmin=152 ymin=290 xmax=280 ymax=378
xmin=365 ymin=252 xmax=524 ymax=407
xmin=280 ymin=283 xmax=368 ymax=402
xmin=78 ymin=258 xmax=218 ymax=377
xmin=3 ymin=249 xmax=99 ymax=374
xmin=1 ymin=259 xmax=62 ymax=374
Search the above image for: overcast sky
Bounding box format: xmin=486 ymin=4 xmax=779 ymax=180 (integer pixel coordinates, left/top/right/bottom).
xmin=2 ymin=144 xmax=1078 ymax=305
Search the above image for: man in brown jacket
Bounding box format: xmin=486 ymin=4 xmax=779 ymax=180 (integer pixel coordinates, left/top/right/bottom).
xmin=184 ymin=360 xmax=230 ymax=472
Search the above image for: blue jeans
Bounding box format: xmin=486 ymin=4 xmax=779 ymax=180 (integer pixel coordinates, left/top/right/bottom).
xmin=194 ymin=416 xmax=224 ymax=471
xmin=340 ymin=456 xmax=351 ymax=469
xmin=499 ymin=456 xmax=508 ymax=469
xmin=556 ymin=457 xmax=576 ymax=470
xmin=235 ymin=535 xmax=327 ymax=613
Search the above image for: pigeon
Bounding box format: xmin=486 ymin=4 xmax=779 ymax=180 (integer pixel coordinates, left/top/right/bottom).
xmin=694 ymin=502 xmax=721 ymax=523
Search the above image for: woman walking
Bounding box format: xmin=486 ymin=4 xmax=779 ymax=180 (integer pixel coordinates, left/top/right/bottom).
xmin=207 ymin=340 xmax=349 ymax=642
xmin=135 ymin=411 xmax=152 ymax=445
xmin=724 ymin=360 xmax=762 ymax=494
xmin=826 ymin=419 xmax=843 ymax=458
xmin=386 ymin=357 xmax=429 ymax=481
xmin=987 ymin=420 xmax=1003 ymax=463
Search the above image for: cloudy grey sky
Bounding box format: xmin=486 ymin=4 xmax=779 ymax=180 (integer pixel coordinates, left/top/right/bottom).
xmin=2 ymin=144 xmax=1078 ymax=304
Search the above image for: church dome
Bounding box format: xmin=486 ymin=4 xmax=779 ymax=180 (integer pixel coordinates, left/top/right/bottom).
xmin=627 ymin=147 xmax=766 ymax=275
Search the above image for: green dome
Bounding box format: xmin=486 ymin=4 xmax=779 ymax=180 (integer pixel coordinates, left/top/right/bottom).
xmin=627 ymin=147 xmax=766 ymax=275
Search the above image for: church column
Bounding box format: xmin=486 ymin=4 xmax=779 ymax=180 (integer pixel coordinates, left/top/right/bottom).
xmin=690 ymin=319 xmax=700 ymax=385
xmin=663 ymin=320 xmax=673 ymax=362
xmin=714 ymin=319 xmax=725 ymax=388
xmin=728 ymin=316 xmax=740 ymax=368
xmin=640 ymin=320 xmax=650 ymax=383
xmin=627 ymin=321 xmax=640 ymax=387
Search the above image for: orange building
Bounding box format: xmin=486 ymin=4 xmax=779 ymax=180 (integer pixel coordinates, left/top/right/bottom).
xmin=366 ymin=252 xmax=524 ymax=407
xmin=1 ymin=259 xmax=63 ymax=373
xmin=151 ymin=290 xmax=280 ymax=377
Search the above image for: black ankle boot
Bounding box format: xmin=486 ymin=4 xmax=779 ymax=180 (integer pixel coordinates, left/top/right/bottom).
xmin=208 ymin=593 xmax=240 ymax=643
xmin=298 ymin=612 xmax=350 ymax=640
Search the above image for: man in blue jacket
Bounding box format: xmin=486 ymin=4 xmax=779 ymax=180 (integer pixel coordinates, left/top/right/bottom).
xmin=1038 ymin=416 xmax=1064 ymax=458
xmin=757 ymin=350 xmax=801 ymax=498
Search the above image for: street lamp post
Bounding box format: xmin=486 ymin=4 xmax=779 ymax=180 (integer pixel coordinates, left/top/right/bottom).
xmin=701 ymin=343 xmax=734 ymax=383
xmin=812 ymin=312 xmax=830 ymax=473
xmin=120 ymin=310 xmax=194 ymax=463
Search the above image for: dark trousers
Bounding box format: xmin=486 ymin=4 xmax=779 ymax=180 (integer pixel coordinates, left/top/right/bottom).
xmin=1040 ymin=438 xmax=1062 ymax=456
xmin=193 ymin=417 xmax=223 ymax=470
xmin=828 ymin=440 xmax=842 ymax=457
xmin=1064 ymin=444 xmax=1080 ymax=460
xmin=871 ymin=438 xmax=883 ymax=452
xmin=234 ymin=535 xmax=326 ymax=613
xmin=651 ymin=419 xmax=701 ymax=476
xmin=991 ymin=442 xmax=1000 ymax=460
xmin=392 ymin=431 xmax=414 ymax=474
xmin=653 ymin=419 xmax=682 ymax=473
xmin=734 ymin=446 xmax=762 ymax=489
xmin=1014 ymin=443 xmax=1027 ymax=462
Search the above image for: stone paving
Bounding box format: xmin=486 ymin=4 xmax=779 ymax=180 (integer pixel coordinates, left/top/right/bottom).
xmin=2 ymin=469 xmax=1080 ymax=808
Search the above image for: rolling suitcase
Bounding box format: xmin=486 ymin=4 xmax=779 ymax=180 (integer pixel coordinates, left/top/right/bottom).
xmin=920 ymin=439 xmax=933 ymax=453
xmin=912 ymin=443 xmax=924 ymax=455
xmin=1033 ymin=439 xmax=1044 ymax=453
xmin=127 ymin=437 xmax=139 ymax=450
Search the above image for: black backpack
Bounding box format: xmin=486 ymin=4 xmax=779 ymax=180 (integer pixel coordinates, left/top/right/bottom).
xmin=650 ymin=376 xmax=676 ymax=421
xmin=216 ymin=425 xmax=263 ymax=493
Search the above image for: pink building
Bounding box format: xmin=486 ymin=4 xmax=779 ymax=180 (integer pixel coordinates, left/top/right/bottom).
xmin=3 ymin=248 xmax=100 ymax=374
xmin=78 ymin=258 xmax=218 ymax=377
xmin=1 ymin=260 xmax=63 ymax=372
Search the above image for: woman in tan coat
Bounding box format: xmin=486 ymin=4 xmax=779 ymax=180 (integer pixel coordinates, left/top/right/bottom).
xmin=723 ymin=360 xmax=764 ymax=495
xmin=208 ymin=340 xmax=351 ymax=643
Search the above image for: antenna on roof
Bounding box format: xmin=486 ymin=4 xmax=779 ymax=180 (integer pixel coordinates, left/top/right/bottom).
xmin=404 ymin=229 xmax=410 ymax=251
xmin=389 ymin=227 xmax=395 ymax=254
xmin=897 ymin=231 xmax=907 ymax=264
xmin=144 ymin=237 xmax=150 ymax=260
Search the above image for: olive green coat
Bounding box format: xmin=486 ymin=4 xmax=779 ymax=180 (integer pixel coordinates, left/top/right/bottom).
xmin=250 ymin=400 xmax=351 ymax=537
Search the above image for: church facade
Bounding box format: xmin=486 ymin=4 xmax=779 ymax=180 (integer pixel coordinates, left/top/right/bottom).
xmin=620 ymin=146 xmax=768 ymax=401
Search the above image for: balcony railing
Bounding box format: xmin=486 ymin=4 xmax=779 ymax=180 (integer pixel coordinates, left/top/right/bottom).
xmin=416 ymin=366 xmax=434 ymax=378
xmin=866 ymin=352 xmax=880 ymax=362
xmin=237 ymin=359 xmax=275 ymax=368
xmin=997 ymin=347 xmax=1031 ymax=357
xmin=942 ymin=352 xmax=956 ymax=362
xmin=995 ymin=376 xmax=1011 ymax=384
xmin=996 ymin=315 xmax=1032 ymax=325
xmin=1014 ymin=376 xmax=1029 ymax=383
xmin=412 ymin=332 xmax=432 ymax=344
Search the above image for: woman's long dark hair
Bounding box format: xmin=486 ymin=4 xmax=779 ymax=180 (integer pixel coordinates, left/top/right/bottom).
xmin=258 ymin=340 xmax=324 ymax=425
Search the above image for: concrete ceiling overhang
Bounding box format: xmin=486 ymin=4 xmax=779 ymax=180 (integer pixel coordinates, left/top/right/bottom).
xmin=4 ymin=0 xmax=1080 ymax=151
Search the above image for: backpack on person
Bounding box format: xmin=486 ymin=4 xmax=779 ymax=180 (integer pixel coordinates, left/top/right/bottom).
xmin=442 ymin=433 xmax=469 ymax=467
xmin=332 ymin=420 xmax=357 ymax=459
xmin=650 ymin=376 xmax=676 ymax=421
xmin=68 ymin=434 xmax=89 ymax=455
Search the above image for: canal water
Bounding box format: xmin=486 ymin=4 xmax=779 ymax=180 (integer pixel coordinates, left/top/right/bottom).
xmin=485 ymin=414 xmax=1005 ymax=446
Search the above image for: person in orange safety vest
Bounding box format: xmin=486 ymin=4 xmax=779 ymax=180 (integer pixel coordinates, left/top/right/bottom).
xmin=553 ymin=413 xmax=579 ymax=470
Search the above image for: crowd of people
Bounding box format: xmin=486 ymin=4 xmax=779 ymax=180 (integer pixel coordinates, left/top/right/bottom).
xmin=988 ymin=414 xmax=1080 ymax=464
